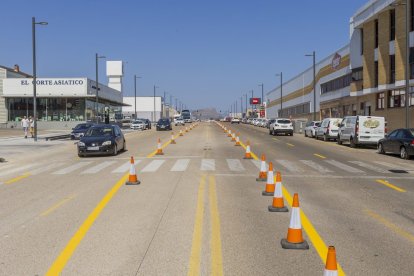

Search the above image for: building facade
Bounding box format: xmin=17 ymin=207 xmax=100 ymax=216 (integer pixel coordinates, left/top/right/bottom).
xmin=122 ymin=96 xmax=165 ymax=121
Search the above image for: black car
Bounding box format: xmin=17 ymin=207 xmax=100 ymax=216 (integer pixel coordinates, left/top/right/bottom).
xmin=144 ymin=119 xmax=152 ymax=130
xmin=77 ymin=124 xmax=126 ymax=157
xmin=70 ymin=123 xmax=94 ymax=140
xmin=378 ymin=128 xmax=414 ymax=159
xmin=156 ymin=118 xmax=172 ymax=131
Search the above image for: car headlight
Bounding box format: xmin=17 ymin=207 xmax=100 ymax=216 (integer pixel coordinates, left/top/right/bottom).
xmin=102 ymin=141 xmax=112 ymax=146
xmin=78 ymin=141 xmax=85 ymax=147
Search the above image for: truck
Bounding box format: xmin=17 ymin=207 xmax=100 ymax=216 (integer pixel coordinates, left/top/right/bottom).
xmin=181 ymin=109 xmax=192 ymax=123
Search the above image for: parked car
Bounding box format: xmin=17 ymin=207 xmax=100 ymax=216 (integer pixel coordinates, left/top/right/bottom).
xmin=130 ymin=120 xmax=146 ymax=130
xmin=231 ymin=118 xmax=240 ymax=124
xmin=315 ymin=118 xmax=342 ymax=141
xmin=70 ymin=123 xmax=94 ymax=140
xmin=156 ymin=118 xmax=172 ymax=131
xmin=254 ymin=119 xmax=262 ymax=126
xmin=269 ymin=118 xmax=294 ymax=136
xmin=78 ymin=124 xmax=126 ymax=157
xmin=377 ymin=128 xmax=414 ymax=159
xmin=174 ymin=117 xmax=185 ymax=126
xmin=142 ymin=119 xmax=151 ymax=130
xmin=266 ymin=119 xmax=276 ymax=129
xmin=121 ymin=119 xmax=132 ymax=129
xmin=304 ymin=121 xmax=320 ymax=138
xmin=259 ymin=119 xmax=267 ymax=127
xmin=337 ymin=116 xmax=385 ymax=147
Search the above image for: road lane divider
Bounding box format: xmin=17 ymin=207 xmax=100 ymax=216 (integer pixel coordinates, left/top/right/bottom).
xmin=375 ymin=179 xmax=406 ymax=192
xmin=262 ymin=162 xmax=275 ymax=196
xmin=286 ymin=143 xmax=295 ymax=147
xmin=125 ymin=156 xmax=140 ymax=185
xmin=256 ymin=154 xmax=267 ymax=182
xmin=324 ymin=246 xmax=339 ymax=275
xmin=209 ymin=175 xmax=224 ymax=276
xmin=4 ymin=173 xmax=30 ymax=185
xmin=268 ymin=172 xmax=288 ymax=212
xmin=314 ymin=154 xmax=327 ymax=159
xmin=41 ymin=195 xmax=76 ymax=217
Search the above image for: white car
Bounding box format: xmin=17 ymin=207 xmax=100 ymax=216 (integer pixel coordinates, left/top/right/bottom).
xmin=315 ymin=118 xmax=342 ymax=141
xmin=304 ymin=121 xmax=321 ymax=137
xmin=337 ymin=116 xmax=385 ymax=147
xmin=174 ymin=117 xmax=185 ymax=126
xmin=130 ymin=120 xmax=145 ymax=130
xmin=269 ymin=118 xmax=294 ymax=136
xmin=231 ymin=118 xmax=240 ymax=124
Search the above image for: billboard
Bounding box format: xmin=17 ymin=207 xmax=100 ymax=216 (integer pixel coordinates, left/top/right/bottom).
xmin=250 ymin=98 xmax=261 ymax=105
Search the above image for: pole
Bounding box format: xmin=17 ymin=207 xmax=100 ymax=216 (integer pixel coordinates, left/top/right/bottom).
xmin=153 ymin=85 xmax=156 ymax=122
xmin=134 ymin=75 xmax=137 ymax=119
xmin=240 ymin=97 xmax=243 ymax=118
xmin=313 ymin=51 xmax=316 ymax=121
xmin=406 ymin=0 xmax=410 ymax=128
xmin=32 ymin=17 xmax=38 ymax=141
xmin=95 ymin=53 xmax=99 ymax=123
xmin=245 ymin=94 xmax=248 ymax=115
xmin=280 ymin=72 xmax=283 ymax=117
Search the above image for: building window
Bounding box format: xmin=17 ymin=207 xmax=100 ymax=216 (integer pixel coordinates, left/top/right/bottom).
xmin=410 ymin=48 xmax=414 ymax=79
xmin=390 ymin=55 xmax=396 ymax=83
xmin=278 ymin=102 xmax=310 ymax=117
xmin=377 ymin=92 xmax=385 ymax=109
xmin=390 ymin=9 xmax=396 ymax=41
xmin=411 ymin=0 xmax=414 ymax=31
xmin=374 ymin=61 xmax=379 ymax=87
xmin=352 ymin=67 xmax=363 ymax=81
xmin=321 ymin=74 xmax=352 ymax=94
xmin=360 ymin=28 xmax=364 ymax=55
xmin=375 ymin=19 xmax=379 ymax=48
xmin=389 ymin=89 xmax=406 ymax=108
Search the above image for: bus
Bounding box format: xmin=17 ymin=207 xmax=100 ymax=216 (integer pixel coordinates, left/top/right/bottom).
xmin=181 ymin=109 xmax=192 ymax=123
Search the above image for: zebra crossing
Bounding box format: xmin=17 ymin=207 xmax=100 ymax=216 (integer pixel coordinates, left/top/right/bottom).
xmin=1 ymin=158 xmax=414 ymax=178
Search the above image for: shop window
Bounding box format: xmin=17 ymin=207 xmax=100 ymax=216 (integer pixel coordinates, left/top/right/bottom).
xmin=388 ymin=89 xmax=406 ymax=108
xmin=390 ymin=55 xmax=396 ymax=83
xmin=390 ymin=10 xmax=396 ymax=41
xmin=377 ymin=92 xmax=385 ymax=110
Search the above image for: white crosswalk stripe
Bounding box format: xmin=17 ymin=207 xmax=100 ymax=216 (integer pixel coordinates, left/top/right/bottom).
xmin=275 ymin=160 xmax=304 ymax=173
xmin=0 ymin=163 xmax=39 ymax=177
xmin=82 ymin=161 xmax=117 ymax=174
xmin=141 ymin=160 xmax=165 ymax=172
xmin=300 ymin=160 xmax=333 ymax=173
xmin=201 ymin=159 xmax=215 ymax=171
xmin=324 ymin=160 xmax=365 ymax=173
xmin=226 ymin=159 xmax=245 ymax=172
xmin=348 ymin=161 xmax=389 ymax=174
xmin=53 ymin=162 xmax=92 ymax=175
xmin=112 ymin=160 xmax=141 ymax=173
xmin=171 ymin=159 xmax=190 ymax=172
xmin=30 ymin=162 xmax=66 ymax=175
xmin=252 ymin=160 xmax=261 ymax=169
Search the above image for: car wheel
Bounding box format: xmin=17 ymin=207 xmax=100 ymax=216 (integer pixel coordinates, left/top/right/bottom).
xmin=304 ymin=131 xmax=308 ymax=137
xmin=123 ymin=140 xmax=127 ymax=151
xmin=337 ymin=135 xmax=342 ymax=145
xmin=377 ymin=143 xmax=385 ymax=154
xmin=323 ymin=134 xmax=328 ymax=142
xmin=112 ymin=145 xmax=118 ymax=156
xmin=78 ymin=153 xmax=84 ymax=158
xmin=400 ymin=146 xmax=410 ymax=160
xmin=269 ymin=130 xmax=272 ymax=135
xmin=350 ymin=137 xmax=357 ymax=148
xmin=291 ymin=133 xmax=294 ymax=136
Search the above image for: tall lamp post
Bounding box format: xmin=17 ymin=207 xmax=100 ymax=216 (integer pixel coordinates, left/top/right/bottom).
xmin=245 ymin=94 xmax=248 ymax=115
xmin=306 ymin=51 xmax=316 ymax=120
xmin=153 ymin=85 xmax=159 ymax=122
xmin=32 ymin=17 xmax=48 ymax=142
xmin=240 ymin=96 xmax=243 ymax=118
xmin=276 ymin=72 xmax=283 ymax=117
xmin=134 ymin=75 xmax=141 ymax=119
xmin=258 ymin=84 xmax=264 ymax=118
xmin=95 ymin=53 xmax=106 ymax=123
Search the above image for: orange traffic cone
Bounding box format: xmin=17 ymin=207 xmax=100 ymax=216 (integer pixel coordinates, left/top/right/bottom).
xmin=224 ymin=127 xmax=227 ymax=133
xmin=324 ymin=246 xmax=338 ymax=276
xmin=125 ymin=156 xmax=140 ymax=185
xmin=243 ymin=141 xmax=253 ymax=159
xmin=281 ymin=193 xmax=309 ymax=249
xmin=171 ymin=132 xmax=176 ymax=144
xmin=231 ymin=133 xmax=236 ymax=142
xmin=185 ymin=127 xmax=189 ymax=132
xmin=156 ymin=138 xmax=164 ymax=155
xmin=262 ymin=162 xmax=275 ymax=196
xmin=256 ymin=154 xmax=267 ymax=181
xmin=179 ymin=129 xmax=184 ymax=136
xmin=227 ymin=129 xmax=232 ymax=137
xmin=268 ymin=172 xmax=288 ymax=212
xmin=235 ymin=134 xmax=241 ymax=146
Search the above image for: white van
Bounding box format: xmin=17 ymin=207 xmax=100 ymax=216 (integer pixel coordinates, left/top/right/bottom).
xmin=315 ymin=118 xmax=342 ymax=141
xmin=337 ymin=116 xmax=385 ymax=147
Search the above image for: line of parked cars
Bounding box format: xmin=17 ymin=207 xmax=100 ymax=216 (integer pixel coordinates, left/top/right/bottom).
xmin=241 ymin=117 xmax=294 ymax=136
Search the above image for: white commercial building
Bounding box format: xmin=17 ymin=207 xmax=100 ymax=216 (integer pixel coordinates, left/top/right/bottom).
xmin=122 ymin=96 xmax=178 ymax=121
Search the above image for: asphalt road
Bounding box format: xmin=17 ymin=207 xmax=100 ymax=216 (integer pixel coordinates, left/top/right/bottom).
xmin=0 ymin=122 xmax=413 ymax=275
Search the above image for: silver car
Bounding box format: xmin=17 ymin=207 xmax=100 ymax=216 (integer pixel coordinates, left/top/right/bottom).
xmin=304 ymin=121 xmax=321 ymax=138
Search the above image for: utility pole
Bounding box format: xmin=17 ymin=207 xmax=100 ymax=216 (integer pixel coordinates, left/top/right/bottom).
xmin=306 ymin=51 xmax=317 ymax=120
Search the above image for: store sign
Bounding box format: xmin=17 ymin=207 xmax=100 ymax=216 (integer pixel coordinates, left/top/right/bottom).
xmin=20 ymin=79 xmax=84 ymax=86
xmin=332 ymin=53 xmax=341 ymax=69
xmin=250 ymin=98 xmax=261 ymax=105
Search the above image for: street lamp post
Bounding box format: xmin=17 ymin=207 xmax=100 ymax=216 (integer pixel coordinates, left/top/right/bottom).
xmin=276 ymin=72 xmax=283 ymax=117
xmin=134 ymin=75 xmax=141 ymax=119
xmin=245 ymin=94 xmax=248 ymax=115
xmin=153 ymin=85 xmax=158 ymax=122
xmin=406 ymin=0 xmax=410 ymax=128
xmin=32 ymin=17 xmax=48 ymax=142
xmin=95 ymin=53 xmax=106 ymax=123
xmin=306 ymin=51 xmax=316 ymax=120
xmin=258 ymin=84 xmax=264 ymax=118
xmin=240 ymin=96 xmax=243 ymax=118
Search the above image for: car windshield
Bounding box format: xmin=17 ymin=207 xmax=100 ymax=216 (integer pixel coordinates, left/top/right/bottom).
xmin=85 ymin=127 xmax=113 ymax=137
xmin=409 ymin=129 xmax=414 ymax=136
xmin=277 ymin=119 xmax=291 ymax=124
xmin=74 ymin=124 xmax=90 ymax=130
xmin=133 ymin=120 xmax=143 ymax=124
xmin=315 ymin=122 xmax=321 ymax=127
xmin=158 ymin=119 xmax=169 ymax=124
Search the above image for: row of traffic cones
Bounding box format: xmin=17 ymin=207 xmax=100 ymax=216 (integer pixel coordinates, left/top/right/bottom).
xmin=216 ymin=121 xmax=340 ymax=274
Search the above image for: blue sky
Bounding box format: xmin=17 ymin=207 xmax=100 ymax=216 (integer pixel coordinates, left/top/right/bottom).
xmin=0 ymin=0 xmax=364 ymax=113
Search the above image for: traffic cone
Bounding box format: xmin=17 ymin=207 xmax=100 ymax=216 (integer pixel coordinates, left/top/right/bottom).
xmin=185 ymin=127 xmax=189 ymax=132
xmin=324 ymin=246 xmax=338 ymax=276
xmin=125 ymin=156 xmax=140 ymax=185
xmin=231 ymin=133 xmax=236 ymax=142
xmin=281 ymin=193 xmax=309 ymax=250
xmin=156 ymin=138 xmax=164 ymax=155
xmin=256 ymin=154 xmax=267 ymax=181
xmin=243 ymin=141 xmax=253 ymax=159
xmin=179 ymin=129 xmax=184 ymax=136
xmin=268 ymin=172 xmax=288 ymax=212
xmin=235 ymin=135 xmax=241 ymax=146
xmin=227 ymin=129 xmax=232 ymax=137
xmin=224 ymin=127 xmax=227 ymax=133
xmin=262 ymin=162 xmax=275 ymax=196
xmin=171 ymin=132 xmax=176 ymax=144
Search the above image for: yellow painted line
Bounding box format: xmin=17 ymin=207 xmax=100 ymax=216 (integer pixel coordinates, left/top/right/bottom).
xmin=46 ymin=138 xmax=174 ymax=275
xmin=209 ymin=175 xmax=224 ymax=276
xmin=365 ymin=209 xmax=414 ymax=244
xmin=376 ymin=179 xmax=406 ymax=193
xmin=272 ymin=138 xmax=280 ymax=141
xmin=40 ymin=195 xmax=76 ymax=217
xmin=4 ymin=173 xmax=30 ymax=185
xmin=286 ymin=143 xmax=295 ymax=147
xmin=187 ymin=175 xmax=206 ymax=276
xmin=314 ymin=154 xmax=326 ymax=159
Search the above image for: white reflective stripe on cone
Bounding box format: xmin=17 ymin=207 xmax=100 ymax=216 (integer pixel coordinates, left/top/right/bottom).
xmin=323 ymin=269 xmax=338 ymax=276
xmin=130 ymin=164 xmax=136 ymax=175
xmin=246 ymin=146 xmax=251 ymax=153
xmin=267 ymin=171 xmax=274 ymax=184
xmin=274 ymin=181 xmax=283 ymax=198
xmin=260 ymin=161 xmax=266 ymax=172
xmin=289 ymin=207 xmax=301 ymax=229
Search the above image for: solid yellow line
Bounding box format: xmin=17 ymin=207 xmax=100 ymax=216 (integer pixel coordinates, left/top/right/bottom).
xmin=209 ymin=175 xmax=224 ymax=276
xmin=46 ymin=139 xmax=173 ymax=275
xmin=314 ymin=154 xmax=326 ymax=159
xmin=364 ymin=209 xmax=414 ymax=244
xmin=286 ymin=143 xmax=295 ymax=147
xmin=272 ymin=138 xmax=280 ymax=141
xmin=376 ymin=179 xmax=406 ymax=193
xmin=4 ymin=173 xmax=30 ymax=185
xmin=40 ymin=195 xmax=76 ymax=217
xmin=187 ymin=175 xmax=206 ymax=276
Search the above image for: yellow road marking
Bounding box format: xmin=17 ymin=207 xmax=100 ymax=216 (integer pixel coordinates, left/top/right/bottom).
xmin=365 ymin=209 xmax=414 ymax=244
xmin=272 ymin=138 xmax=279 ymax=141
xmin=209 ymin=175 xmax=224 ymax=276
xmin=286 ymin=143 xmax=295 ymax=147
xmin=376 ymin=179 xmax=406 ymax=193
xmin=187 ymin=175 xmax=206 ymax=276
xmin=46 ymin=137 xmax=175 ymax=275
xmin=4 ymin=173 xmax=30 ymax=185
xmin=314 ymin=154 xmax=326 ymax=159
xmin=41 ymin=195 xmax=76 ymax=217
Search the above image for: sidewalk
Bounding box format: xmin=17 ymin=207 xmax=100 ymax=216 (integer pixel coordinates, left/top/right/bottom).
xmin=0 ymin=128 xmax=69 ymax=139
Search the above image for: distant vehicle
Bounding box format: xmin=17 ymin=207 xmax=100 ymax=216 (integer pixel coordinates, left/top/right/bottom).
xmin=130 ymin=120 xmax=145 ymax=130
xmin=70 ymin=123 xmax=94 ymax=140
xmin=266 ymin=119 xmax=276 ymax=129
xmin=377 ymin=128 xmax=414 ymax=159
xmin=156 ymin=118 xmax=172 ymax=131
xmin=337 ymin=116 xmax=385 ymax=147
xmin=174 ymin=117 xmax=185 ymax=126
xmin=142 ymin=119 xmax=151 ymax=130
xmin=304 ymin=121 xmax=321 ymax=138
xmin=121 ymin=119 xmax=132 ymax=129
xmin=269 ymin=118 xmax=294 ymax=136
xmin=315 ymin=118 xmax=342 ymax=141
xmin=181 ymin=109 xmax=192 ymax=123
xmin=78 ymin=124 xmax=126 ymax=157
xmin=231 ymin=118 xmax=240 ymax=124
